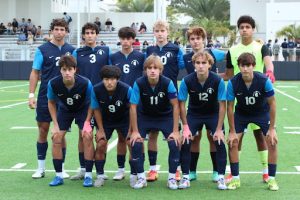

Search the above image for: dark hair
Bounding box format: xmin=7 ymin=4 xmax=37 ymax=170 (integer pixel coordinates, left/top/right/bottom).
xmin=59 ymin=55 xmax=77 ymax=69
xmin=118 ymin=27 xmax=136 ymax=39
xmin=237 ymin=15 xmax=255 ymax=29
xmin=100 ymin=65 xmax=121 ymax=80
xmin=81 ymin=22 xmax=99 ymax=35
xmin=237 ymin=52 xmax=256 ymax=66
xmin=50 ymin=18 xmax=69 ymax=32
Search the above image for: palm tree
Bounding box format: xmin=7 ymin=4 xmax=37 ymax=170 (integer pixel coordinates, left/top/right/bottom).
xmin=115 ymin=0 xmax=154 ymax=12
xmin=276 ymin=24 xmax=300 ymax=40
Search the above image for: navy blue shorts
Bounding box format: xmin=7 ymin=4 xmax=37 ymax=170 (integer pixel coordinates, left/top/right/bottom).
xmin=187 ymin=114 xmax=220 ymax=136
xmin=36 ymin=106 xmax=52 ymax=123
xmin=137 ymin=115 xmax=173 ymax=139
xmin=234 ymin=112 xmax=270 ymax=136
xmin=57 ymin=107 xmax=88 ymax=131
xmin=103 ymin=124 xmax=129 ymax=140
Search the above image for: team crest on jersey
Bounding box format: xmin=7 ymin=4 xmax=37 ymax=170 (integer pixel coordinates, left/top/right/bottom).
xmin=253 ymin=91 xmax=261 ymax=97
xmin=115 ymin=100 xmax=123 ymax=106
xmin=97 ymin=49 xmax=105 ymax=55
xmin=207 ymin=88 xmax=214 ymax=94
xmin=131 ymin=60 xmax=139 ymax=66
xmin=165 ymin=52 xmax=173 ymax=58
xmin=73 ymin=94 xmax=81 ymax=99
xmin=158 ymin=92 xmax=165 ymax=98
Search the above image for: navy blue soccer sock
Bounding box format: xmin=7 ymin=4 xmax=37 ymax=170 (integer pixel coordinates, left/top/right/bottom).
xmin=168 ymin=140 xmax=180 ymax=174
xmin=268 ymin=164 xmax=277 ymax=177
xmin=37 ymin=142 xmax=48 ymax=160
xmin=180 ymin=140 xmax=191 ymax=175
xmin=190 ymin=152 xmax=199 ymax=172
xmin=95 ymin=160 xmax=105 ymax=175
xmin=129 ymin=159 xmax=137 ymax=175
xmin=214 ymin=141 xmax=227 ymax=175
xmin=79 ymin=152 xmax=85 ymax=168
xmin=85 ymin=160 xmax=94 ymax=173
xmin=210 ymin=151 xmax=218 ymax=172
xmin=132 ymin=142 xmax=144 ymax=173
xmin=230 ymin=162 xmax=239 ymax=176
xmin=53 ymin=159 xmax=63 ymax=172
xmin=117 ymin=154 xmax=126 ymax=168
xmin=62 ymin=148 xmax=66 ymax=163
xmin=148 ymin=150 xmax=157 ymax=166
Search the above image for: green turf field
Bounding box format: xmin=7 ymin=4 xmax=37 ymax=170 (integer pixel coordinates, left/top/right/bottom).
xmin=0 ymin=80 xmax=300 ymax=200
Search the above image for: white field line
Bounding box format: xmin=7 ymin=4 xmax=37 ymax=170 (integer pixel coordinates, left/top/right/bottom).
xmin=285 ymin=131 xmax=300 ymax=134
xmin=0 ymin=101 xmax=27 ymax=109
xmin=274 ymin=88 xmax=300 ymax=103
xmin=11 ymin=163 xmax=27 ymax=169
xmin=276 ymin=85 xmax=297 ymax=88
xmin=0 ymin=83 xmax=29 ymax=90
xmin=11 ymin=126 xmax=37 ymax=130
xmin=283 ymin=127 xmax=300 ymax=129
xmin=107 ymin=138 xmax=118 ymax=152
xmin=295 ymin=166 xmax=300 ymax=171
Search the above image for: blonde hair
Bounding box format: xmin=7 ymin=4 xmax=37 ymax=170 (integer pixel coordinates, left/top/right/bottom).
xmin=187 ymin=26 xmax=207 ymax=41
xmin=153 ymin=20 xmax=169 ymax=32
xmin=192 ymin=51 xmax=214 ymax=66
xmin=143 ymin=55 xmax=164 ymax=74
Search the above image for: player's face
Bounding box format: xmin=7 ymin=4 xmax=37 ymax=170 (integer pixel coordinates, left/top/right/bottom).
xmin=83 ymin=29 xmax=98 ymax=46
xmin=61 ymin=66 xmax=76 ymax=81
xmin=120 ymin=37 xmax=134 ymax=49
xmin=146 ymin=64 xmax=161 ymax=80
xmin=103 ymin=78 xmax=118 ymax=92
xmin=239 ymin=64 xmax=255 ymax=80
xmin=189 ymin=34 xmax=204 ymax=51
xmin=52 ymin=26 xmax=67 ymax=42
xmin=239 ymin=23 xmax=254 ymax=39
xmin=154 ymin=27 xmax=168 ymax=44
xmin=194 ymin=56 xmax=210 ymax=76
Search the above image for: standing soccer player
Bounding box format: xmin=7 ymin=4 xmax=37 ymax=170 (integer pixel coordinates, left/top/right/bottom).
xmin=47 ymin=55 xmax=92 ymax=186
xmin=226 ymin=52 xmax=278 ymax=191
xmin=184 ymin=26 xmax=226 ymax=182
xmin=110 ymin=27 xmax=145 ymax=180
xmin=130 ymin=55 xmax=181 ymax=189
xmin=29 ymin=18 xmax=75 ymax=179
xmin=82 ymin=66 xmax=132 ymax=187
xmin=70 ymin=22 xmax=110 ymax=180
xmin=220 ymin=15 xmax=276 ymax=183
xmin=178 ymin=51 xmax=227 ymax=190
xmin=145 ymin=20 xmax=184 ymax=181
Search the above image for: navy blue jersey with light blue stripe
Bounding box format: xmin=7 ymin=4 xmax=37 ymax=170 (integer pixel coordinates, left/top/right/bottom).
xmin=227 ymin=72 xmax=274 ymax=116
xmin=130 ymin=75 xmax=177 ymax=117
xmin=47 ymin=74 xmax=92 ymax=112
xmin=110 ymin=50 xmax=145 ymax=86
xmin=178 ymin=71 xmax=226 ymax=115
xmin=146 ymin=42 xmax=184 ymax=89
xmin=73 ymin=46 xmax=110 ymax=85
xmin=91 ymin=81 xmax=132 ymax=123
xmin=32 ymin=41 xmax=75 ymax=107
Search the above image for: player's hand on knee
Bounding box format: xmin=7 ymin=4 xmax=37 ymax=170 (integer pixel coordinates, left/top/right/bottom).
xmin=168 ymin=131 xmax=181 ymax=146
xmin=266 ymin=128 xmax=278 ymax=146
xmin=95 ymin=130 xmax=106 ymax=143
xmin=213 ymin=129 xmax=225 ymax=145
xmin=82 ymin=121 xmax=93 ymax=139
xmin=182 ymin=124 xmax=192 ymax=145
xmin=130 ymin=131 xmax=142 ymax=146
xmin=227 ymin=132 xmax=238 ymax=148
xmin=28 ymin=97 xmax=36 ymax=109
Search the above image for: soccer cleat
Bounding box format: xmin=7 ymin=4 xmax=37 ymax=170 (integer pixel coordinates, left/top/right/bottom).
xmin=133 ymin=178 xmax=147 ymax=189
xmin=62 ymin=170 xmax=70 ymax=179
xmin=225 ymin=173 xmax=233 ymax=183
xmin=217 ymin=178 xmax=227 ymax=190
xmin=32 ymin=170 xmax=45 ymax=179
xmin=178 ymin=178 xmax=190 ymax=189
xmin=227 ymin=178 xmax=241 ymax=190
xmin=83 ymin=177 xmax=93 ymax=187
xmin=94 ymin=177 xmax=105 ymax=187
xmin=113 ymin=169 xmax=125 ymax=180
xmin=263 ymin=173 xmax=269 ymax=183
xmin=146 ymin=170 xmax=158 ymax=182
xmin=175 ymin=170 xmax=181 ymax=181
xmin=167 ymin=178 xmax=178 ymax=190
xmin=212 ymin=171 xmax=219 ymax=182
xmin=102 ymin=174 xmax=109 ymax=180
xmin=70 ymin=169 xmax=86 ymax=180
xmin=130 ymin=175 xmax=137 ymax=188
xmin=268 ymin=179 xmax=279 ymax=191
xmin=49 ymin=176 xmax=64 ymax=186
xmin=189 ymin=171 xmax=197 ymax=181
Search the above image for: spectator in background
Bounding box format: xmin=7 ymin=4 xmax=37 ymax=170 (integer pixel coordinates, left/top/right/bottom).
xmin=100 ymin=40 xmax=106 ymax=46
xmin=63 ymin=12 xmax=72 ymax=25
xmin=19 ymin=18 xmax=26 ymax=32
xmin=296 ymin=39 xmax=300 ymax=62
xmin=132 ymin=38 xmax=140 ymax=50
xmin=174 ymin=37 xmax=180 ymax=46
xmin=287 ymin=38 xmax=295 ymax=61
xmin=7 ymin=22 xmax=13 ymax=35
xmin=139 ymin=22 xmax=147 ymax=34
xmin=131 ymin=22 xmax=137 ymax=33
xmin=12 ymin=18 xmax=18 ymax=34
xmin=36 ymin=26 xmax=43 ymax=38
xmin=206 ymin=39 xmax=214 ymax=48
xmin=0 ymin=23 xmax=7 ymax=34
xmin=27 ymin=31 xmax=34 ymax=45
xmin=94 ymin=17 xmax=101 ymax=31
xmin=27 ymin=19 xmax=33 ymax=31
xmin=31 ymin=25 xmax=37 ymax=36
xmin=272 ymin=39 xmax=280 ymax=61
xmin=214 ymin=40 xmax=222 ymax=48
xmin=43 ymin=29 xmax=53 ymax=42
xmin=105 ymin=18 xmax=112 ymax=32
xmin=266 ymin=39 xmax=272 ymax=56
xmin=142 ymin=40 xmax=149 ymax=52
xmin=281 ymin=38 xmax=288 ymax=61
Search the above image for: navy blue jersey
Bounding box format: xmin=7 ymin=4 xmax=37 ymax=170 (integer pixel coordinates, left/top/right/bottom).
xmin=47 ymin=74 xmax=92 ymax=112
xmin=178 ymin=71 xmax=226 ymax=115
xmin=227 ymin=72 xmax=274 ymax=116
xmin=146 ymin=42 xmax=184 ymax=89
xmin=110 ymin=50 xmax=145 ymax=86
xmin=32 ymin=42 xmax=75 ymax=107
xmin=91 ymin=81 xmax=131 ymax=124
xmin=130 ymin=75 xmax=177 ymax=118
xmin=74 ymin=46 xmax=110 ymax=85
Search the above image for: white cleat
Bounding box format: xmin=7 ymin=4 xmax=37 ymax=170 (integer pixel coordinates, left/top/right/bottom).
xmin=133 ymin=178 xmax=147 ymax=189
xmin=102 ymin=174 xmax=109 ymax=180
xmin=62 ymin=170 xmax=70 ymax=179
xmin=167 ymin=178 xmax=178 ymax=190
xmin=178 ymin=178 xmax=190 ymax=189
xmin=130 ymin=175 xmax=137 ymax=188
xmin=94 ymin=177 xmax=105 ymax=187
xmin=32 ymin=169 xmax=45 ymax=179
xmin=113 ymin=169 xmax=125 ymax=180
xmin=217 ymin=178 xmax=227 ymax=190
xmin=70 ymin=169 xmax=86 ymax=180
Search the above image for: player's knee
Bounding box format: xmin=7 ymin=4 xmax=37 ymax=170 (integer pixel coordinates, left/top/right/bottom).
xmin=52 ymin=133 xmax=63 ymax=144
xmin=132 ymin=142 xmax=143 ymax=158
xmin=168 ymin=140 xmax=179 ymax=153
xmin=181 ymin=140 xmax=191 ymax=152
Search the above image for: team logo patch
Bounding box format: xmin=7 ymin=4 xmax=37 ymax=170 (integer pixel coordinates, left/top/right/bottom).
xmin=207 ymin=88 xmax=214 ymax=94
xmin=158 ymin=92 xmax=165 ymax=98
xmin=115 ymin=100 xmax=123 ymax=106
xmin=253 ymin=91 xmax=261 ymax=97
xmin=131 ymin=60 xmax=139 ymax=66
xmin=65 ymin=52 xmax=71 ymax=56
xmin=73 ymin=94 xmax=81 ymax=99
xmin=165 ymin=52 xmax=173 ymax=58
xmin=97 ymin=49 xmax=105 ymax=55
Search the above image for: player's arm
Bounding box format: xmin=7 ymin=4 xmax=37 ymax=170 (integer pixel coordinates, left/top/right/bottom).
xmin=177 ymin=48 xmax=185 ymax=69
xmin=262 ymin=45 xmax=275 ymax=83
xmin=129 ymin=82 xmax=142 ymax=145
xmin=47 ymin=82 xmax=59 ymax=134
xmin=82 ymin=82 xmax=94 ymax=136
xmin=168 ymin=81 xmax=180 ymax=146
xmin=127 ymin=87 xmax=133 ymax=136
xmin=226 ymin=80 xmax=237 ymax=147
xmin=214 ymin=79 xmax=226 ymax=144
xmin=219 ymin=51 xmax=234 ymax=81
xmin=265 ymin=79 xmax=277 ymax=145
xmin=94 ymin=108 xmax=106 ymax=142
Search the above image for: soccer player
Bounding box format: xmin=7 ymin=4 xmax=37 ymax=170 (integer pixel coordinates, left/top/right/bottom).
xmin=226 ymin=52 xmax=278 ymax=191
xmin=47 ymin=55 xmax=92 ymax=186
xmin=220 ymin=15 xmax=276 ymax=183
xmin=70 ymin=22 xmax=110 ymax=180
xmin=130 ymin=55 xmax=181 ymax=189
xmin=29 ymin=18 xmax=75 ymax=179
xmin=184 ymin=26 xmax=226 ymax=181
xmin=145 ymin=20 xmax=184 ymax=181
xmin=82 ymin=66 xmax=132 ymax=187
xmin=178 ymin=51 xmax=227 ymax=190
xmin=110 ymin=27 xmax=145 ymax=180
